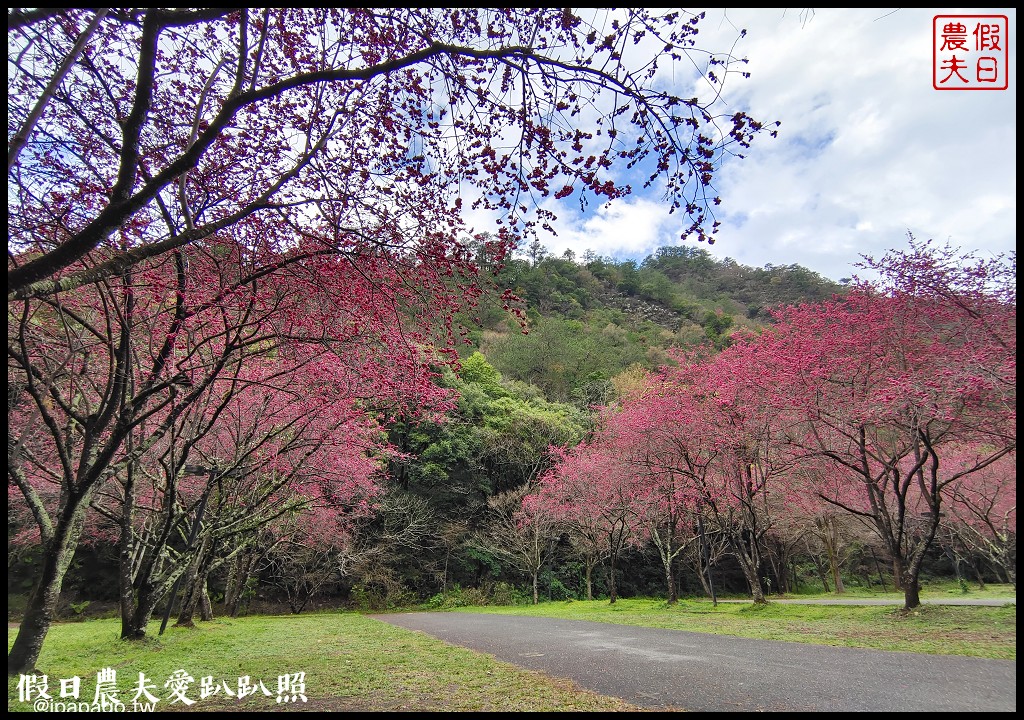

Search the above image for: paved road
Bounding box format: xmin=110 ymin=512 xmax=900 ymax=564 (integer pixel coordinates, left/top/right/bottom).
xmin=372 ymin=611 xmax=1016 ymax=712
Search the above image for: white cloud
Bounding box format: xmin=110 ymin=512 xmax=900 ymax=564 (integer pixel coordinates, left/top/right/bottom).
xmin=530 ymin=7 xmax=1017 ymax=282
xmin=538 ymin=195 xmax=677 ymax=260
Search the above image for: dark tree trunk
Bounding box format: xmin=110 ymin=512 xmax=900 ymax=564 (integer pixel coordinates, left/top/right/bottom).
xmin=176 ymin=574 xmax=202 ymax=628
xmin=120 ymin=537 xmax=175 ymax=639
xmin=225 ymin=552 xmax=255 ymax=618
xmin=124 ymin=588 xmax=162 ymax=639
xmin=694 ymin=554 xmax=715 ymax=600
xmin=903 ymin=574 xmax=921 ymax=610
xmin=8 ymin=502 xmax=88 ymax=675
xmin=892 ymin=556 xmax=905 ymax=592
xmin=663 ymin=556 xmax=678 ymax=605
xmin=607 ymin=553 xmax=618 ymax=604
xmin=119 ymin=463 xmax=139 ymax=638
xmin=732 ymin=541 xmax=767 ymax=604
xmin=176 ymin=536 xmax=214 ymax=627
xmin=969 ymin=558 xmax=988 ymax=590
xmin=869 ymin=548 xmax=888 ymax=591
xmin=117 ymin=464 xmax=169 ymax=640
xmin=820 ymin=517 xmax=846 ymax=594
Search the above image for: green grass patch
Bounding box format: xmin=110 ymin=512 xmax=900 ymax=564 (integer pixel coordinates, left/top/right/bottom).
xmin=779 ymin=579 xmax=1018 ymax=601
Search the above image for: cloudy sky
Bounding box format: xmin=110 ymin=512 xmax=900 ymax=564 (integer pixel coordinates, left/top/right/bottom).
xmin=501 ymin=8 xmax=1016 ymax=283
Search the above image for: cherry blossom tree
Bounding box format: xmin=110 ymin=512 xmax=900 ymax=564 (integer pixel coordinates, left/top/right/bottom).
xmin=538 ymin=347 xmax=785 ymax=604
xmin=751 ymin=243 xmax=1015 ymax=610
xmin=772 ymin=462 xmax=870 ymax=594
xmin=694 ymin=345 xmax=796 ymax=603
xmin=592 ymin=390 xmax=705 ymax=604
xmin=78 ymin=354 xmax=383 ymax=636
xmin=172 ymin=361 xmax=386 ymax=628
xmin=257 ymin=476 xmax=386 ymax=616
xmin=857 ymin=236 xmax=1016 ymax=361
xmin=533 ymin=441 xmax=641 ymax=603
xmin=528 ymin=452 xmax=611 ymax=602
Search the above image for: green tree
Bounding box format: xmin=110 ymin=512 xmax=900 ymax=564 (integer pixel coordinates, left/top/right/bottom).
xmin=386 ymin=353 xmax=587 ymax=594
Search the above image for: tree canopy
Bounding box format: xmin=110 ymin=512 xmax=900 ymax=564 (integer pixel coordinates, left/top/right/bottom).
xmin=9 ymin=8 xmax=774 ymax=300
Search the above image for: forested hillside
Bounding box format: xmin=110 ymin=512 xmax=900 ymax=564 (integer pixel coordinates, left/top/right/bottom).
xmin=461 ymin=243 xmax=847 ymax=406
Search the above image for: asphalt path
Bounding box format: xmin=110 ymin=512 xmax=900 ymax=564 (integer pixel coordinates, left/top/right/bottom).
xmin=372 ymin=607 xmax=1016 ymax=712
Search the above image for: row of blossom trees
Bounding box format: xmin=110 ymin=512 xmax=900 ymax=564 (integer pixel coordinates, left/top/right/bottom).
xmin=7 ymin=235 xmax=476 ymax=672
xmin=529 ymin=239 xmax=1016 ymax=609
